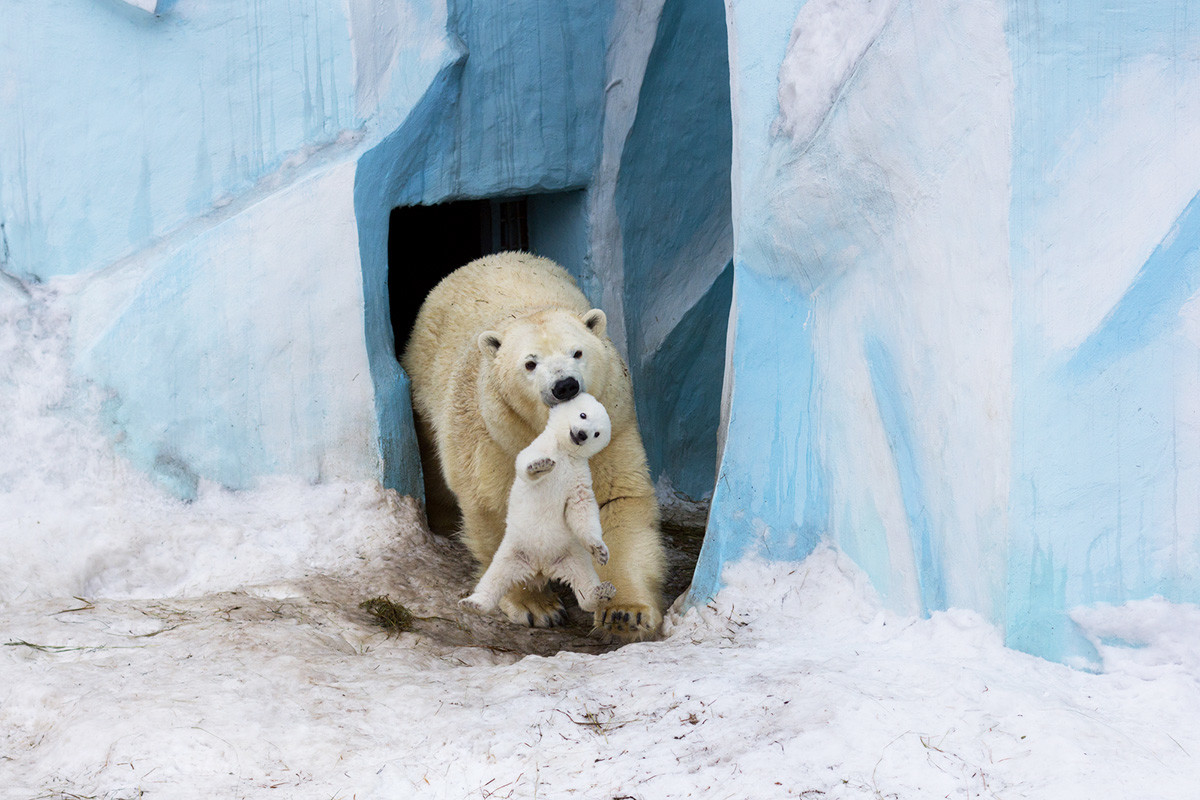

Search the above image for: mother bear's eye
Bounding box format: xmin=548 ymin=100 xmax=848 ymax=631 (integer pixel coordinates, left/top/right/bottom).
xmin=525 ymin=360 xmax=537 ymax=371
xmin=573 ymin=350 xmax=582 ymax=359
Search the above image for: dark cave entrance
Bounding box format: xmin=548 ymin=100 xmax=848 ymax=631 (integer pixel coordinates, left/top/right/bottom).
xmin=387 ymin=197 xmax=531 ymax=361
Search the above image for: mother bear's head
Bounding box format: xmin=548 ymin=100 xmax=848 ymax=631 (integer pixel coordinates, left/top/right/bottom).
xmin=476 ymin=307 xmax=617 ymax=425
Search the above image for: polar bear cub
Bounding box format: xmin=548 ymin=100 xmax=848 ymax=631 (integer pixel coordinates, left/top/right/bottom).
xmin=461 ymin=393 xmax=616 ymax=616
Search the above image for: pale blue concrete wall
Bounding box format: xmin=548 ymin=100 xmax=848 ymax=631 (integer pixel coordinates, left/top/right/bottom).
xmin=1006 ymin=0 xmax=1200 ymax=663
xmin=1 ymin=0 xmax=730 ymax=508
xmin=1 ymin=0 xmax=364 ymax=280
xmin=616 ymin=0 xmax=733 ymax=502
xmin=697 ymin=0 xmax=1200 ymax=665
xmin=3 ymin=0 xmax=454 ymax=496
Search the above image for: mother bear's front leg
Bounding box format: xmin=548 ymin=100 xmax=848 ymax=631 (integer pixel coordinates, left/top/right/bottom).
xmin=592 ymin=493 xmax=666 ymax=641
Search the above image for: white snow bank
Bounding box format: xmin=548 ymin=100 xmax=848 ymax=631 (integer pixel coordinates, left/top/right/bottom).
xmin=0 ymin=286 xmax=402 ymax=603
xmin=3 ymin=285 xmax=1199 ymax=799
xmin=1073 ymin=596 xmax=1200 ymax=680
xmin=4 ymin=542 xmax=1200 ymax=799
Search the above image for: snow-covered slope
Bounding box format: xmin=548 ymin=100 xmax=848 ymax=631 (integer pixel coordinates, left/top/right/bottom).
xmin=4 ymin=285 xmax=1200 ymax=799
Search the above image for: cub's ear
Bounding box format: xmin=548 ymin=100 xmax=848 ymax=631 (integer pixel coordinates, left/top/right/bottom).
xmin=581 ymin=309 xmax=606 ymax=337
xmin=477 ymin=331 xmax=502 ymax=357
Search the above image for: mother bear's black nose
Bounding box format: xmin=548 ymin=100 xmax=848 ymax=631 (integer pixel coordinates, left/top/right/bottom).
xmin=552 ymin=377 xmax=580 ymax=402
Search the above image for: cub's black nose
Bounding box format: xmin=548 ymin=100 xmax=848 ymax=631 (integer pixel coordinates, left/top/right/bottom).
xmin=570 ymin=428 xmax=588 ymax=445
xmin=552 ymin=377 xmax=580 ymax=401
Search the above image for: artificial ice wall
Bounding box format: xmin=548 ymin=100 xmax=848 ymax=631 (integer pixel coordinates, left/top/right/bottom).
xmin=695 ymin=0 xmax=1200 ymax=665
xmin=0 ymin=0 xmax=732 ymax=505
xmin=5 ymin=0 xmax=1197 ymax=665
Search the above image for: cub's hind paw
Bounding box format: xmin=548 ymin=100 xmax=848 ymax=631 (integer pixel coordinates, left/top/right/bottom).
xmin=576 ymin=581 xmax=617 ymax=613
xmin=459 ymin=595 xmax=489 ymax=615
xmin=525 ymin=457 xmax=556 ymax=478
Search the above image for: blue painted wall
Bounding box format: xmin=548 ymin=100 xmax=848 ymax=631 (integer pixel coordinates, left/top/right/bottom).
xmin=1006 ymin=0 xmax=1200 ymax=663
xmin=353 ymin=0 xmax=612 ymax=495
xmin=691 ymin=265 xmax=825 ymax=601
xmin=616 ymin=0 xmax=734 ymax=501
xmin=700 ymin=0 xmax=1200 ymax=664
xmin=0 ymin=0 xmax=362 ymax=280
xmin=3 ymin=0 xmax=454 ymax=496
xmin=3 ymin=0 xmax=729 ymax=512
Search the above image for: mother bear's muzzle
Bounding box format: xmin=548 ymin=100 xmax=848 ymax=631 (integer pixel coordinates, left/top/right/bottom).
xmin=550 ymin=376 xmax=580 ymax=403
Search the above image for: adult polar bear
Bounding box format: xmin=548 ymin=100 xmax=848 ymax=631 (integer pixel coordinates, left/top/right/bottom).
xmin=402 ymin=252 xmax=666 ymax=641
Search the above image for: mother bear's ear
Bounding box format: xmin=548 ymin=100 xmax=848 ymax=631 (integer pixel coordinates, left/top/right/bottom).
xmin=581 ymin=309 xmax=607 ymax=338
xmin=478 ymin=331 xmax=502 ymax=357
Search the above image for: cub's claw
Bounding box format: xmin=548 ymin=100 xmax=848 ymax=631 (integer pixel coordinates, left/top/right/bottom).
xmin=577 ymin=581 xmax=618 ymax=613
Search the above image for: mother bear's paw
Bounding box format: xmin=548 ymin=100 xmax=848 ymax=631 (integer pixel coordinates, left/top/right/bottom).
xmin=499 ymin=584 xmax=568 ymax=628
xmin=594 ymin=601 xmax=662 ymax=642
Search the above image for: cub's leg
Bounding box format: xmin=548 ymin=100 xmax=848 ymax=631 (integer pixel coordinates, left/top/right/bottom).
xmin=459 ymin=503 xmax=567 ymax=627
xmin=565 ymin=486 xmax=608 ymax=565
xmin=552 ymin=554 xmax=616 ymax=613
xmin=460 ymin=551 xmax=527 ymax=614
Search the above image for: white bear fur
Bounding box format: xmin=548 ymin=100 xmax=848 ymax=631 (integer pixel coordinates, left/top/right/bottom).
xmin=402 ymin=252 xmax=665 ymax=639
xmin=461 ymin=393 xmax=616 ymax=615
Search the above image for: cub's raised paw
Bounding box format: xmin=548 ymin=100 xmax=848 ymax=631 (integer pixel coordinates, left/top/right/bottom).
xmin=590 ymin=541 xmax=609 ymax=566
xmin=593 ymin=581 xmax=617 ymax=602
xmin=525 ymin=457 xmax=556 ymax=478
xmin=499 ymin=584 xmax=568 ymax=628
xmin=594 ymin=602 xmax=662 ymax=642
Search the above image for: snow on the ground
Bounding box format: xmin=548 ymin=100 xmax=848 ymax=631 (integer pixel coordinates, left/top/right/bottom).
xmin=3 ymin=285 xmax=1200 ymax=799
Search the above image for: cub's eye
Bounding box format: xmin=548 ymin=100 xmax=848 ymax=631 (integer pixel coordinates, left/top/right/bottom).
xmin=573 ymin=350 xmax=583 ymax=359
xmin=525 ymin=360 xmax=537 ymax=371
xmin=594 ymin=431 xmax=600 ymax=438
xmin=580 ymin=412 xmax=587 ymax=419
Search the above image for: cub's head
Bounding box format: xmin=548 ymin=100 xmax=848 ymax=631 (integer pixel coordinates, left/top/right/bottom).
xmin=477 ymin=307 xmax=609 ymax=410
xmin=547 ymin=392 xmax=611 ymax=459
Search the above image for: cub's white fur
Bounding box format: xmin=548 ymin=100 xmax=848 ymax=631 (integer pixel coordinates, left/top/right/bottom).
xmin=461 ymin=393 xmax=615 ymax=615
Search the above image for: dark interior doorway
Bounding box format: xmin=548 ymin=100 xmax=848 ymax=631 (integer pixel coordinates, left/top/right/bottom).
xmin=388 ymin=198 xmax=530 ymax=360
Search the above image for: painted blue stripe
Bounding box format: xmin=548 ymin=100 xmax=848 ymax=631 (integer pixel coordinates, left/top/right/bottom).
xmin=864 ymin=334 xmax=946 ymax=615
xmin=1064 ymin=190 xmax=1200 ymax=376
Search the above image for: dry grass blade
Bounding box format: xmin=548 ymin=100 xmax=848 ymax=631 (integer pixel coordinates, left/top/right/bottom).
xmin=54 ymin=597 xmax=96 ymax=614
xmin=4 ymin=640 xmax=96 ymax=654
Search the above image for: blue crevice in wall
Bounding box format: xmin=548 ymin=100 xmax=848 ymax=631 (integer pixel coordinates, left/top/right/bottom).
xmin=641 ymin=262 xmax=733 ymax=500
xmin=615 ymin=0 xmax=733 ymax=499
